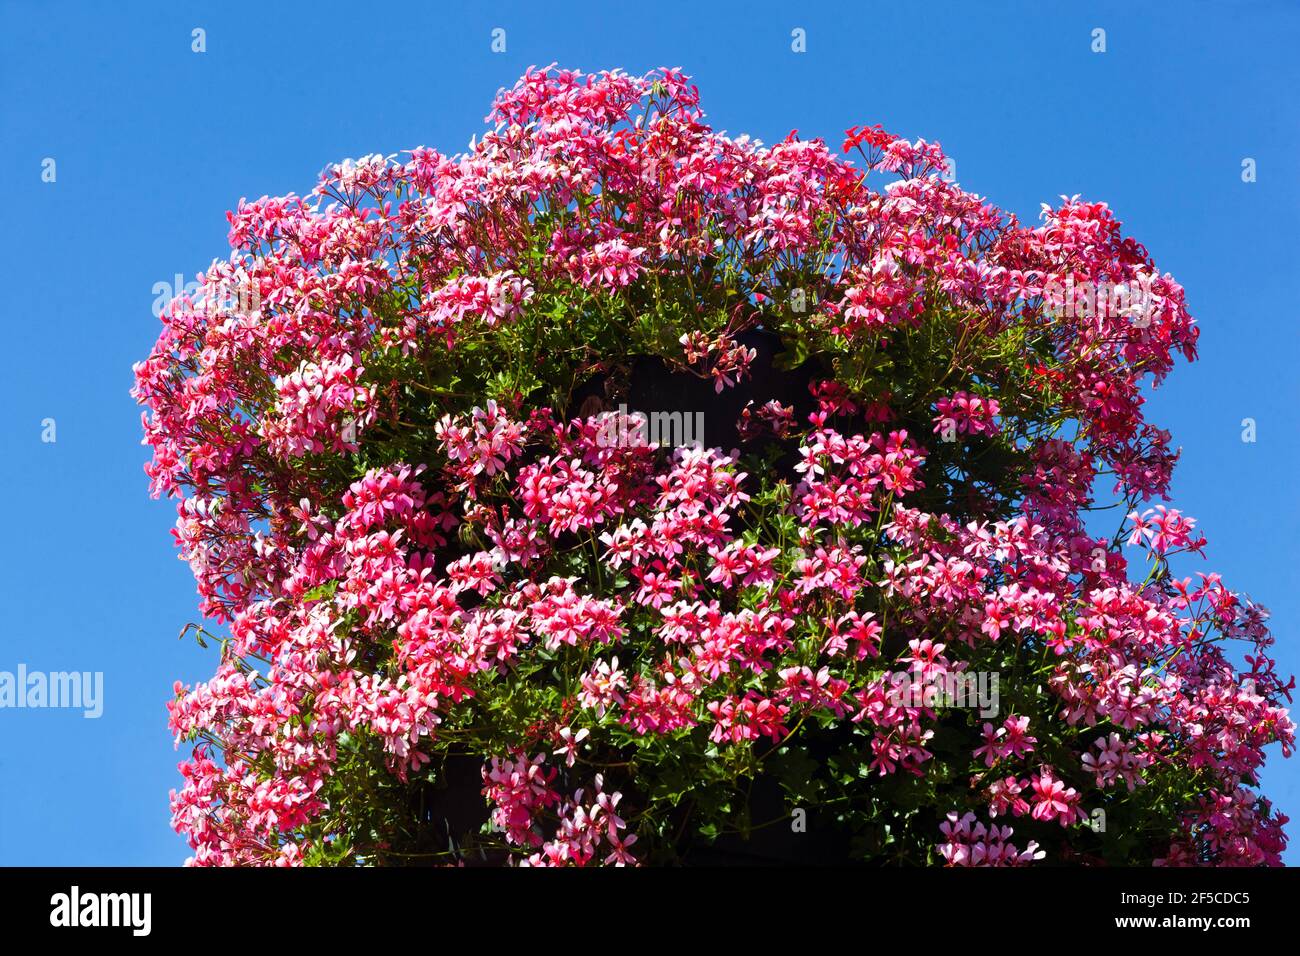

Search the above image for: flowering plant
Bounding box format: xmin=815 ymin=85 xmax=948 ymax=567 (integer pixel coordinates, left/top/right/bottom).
xmin=134 ymin=66 xmax=1293 ymax=866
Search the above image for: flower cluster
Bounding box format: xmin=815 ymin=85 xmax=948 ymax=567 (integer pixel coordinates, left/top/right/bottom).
xmin=933 ymin=391 xmax=1001 ymax=439
xmin=937 ymin=811 xmax=1045 ymax=866
xmin=135 ymin=66 xmax=1291 ymax=867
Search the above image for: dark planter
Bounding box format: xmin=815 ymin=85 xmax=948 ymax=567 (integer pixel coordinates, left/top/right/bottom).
xmin=572 ymin=327 xmax=817 ymax=453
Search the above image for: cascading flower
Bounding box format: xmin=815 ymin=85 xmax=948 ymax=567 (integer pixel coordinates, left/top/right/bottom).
xmin=135 ymin=65 xmax=1292 ymax=868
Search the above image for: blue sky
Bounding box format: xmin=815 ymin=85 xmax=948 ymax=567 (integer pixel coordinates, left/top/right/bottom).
xmin=0 ymin=0 xmax=1296 ymax=865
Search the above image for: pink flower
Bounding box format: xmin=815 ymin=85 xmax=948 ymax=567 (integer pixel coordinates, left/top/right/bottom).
xmin=1029 ymin=769 xmax=1081 ymax=825
xmin=1126 ymin=506 xmax=1206 ymax=556
xmin=553 ymin=727 xmax=590 ymax=768
xmin=932 ymin=391 xmax=1001 ymax=438
xmin=578 ymin=657 xmax=628 ymax=718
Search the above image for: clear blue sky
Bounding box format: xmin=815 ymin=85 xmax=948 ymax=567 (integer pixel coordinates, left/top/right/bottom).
xmin=0 ymin=0 xmax=1296 ymax=865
